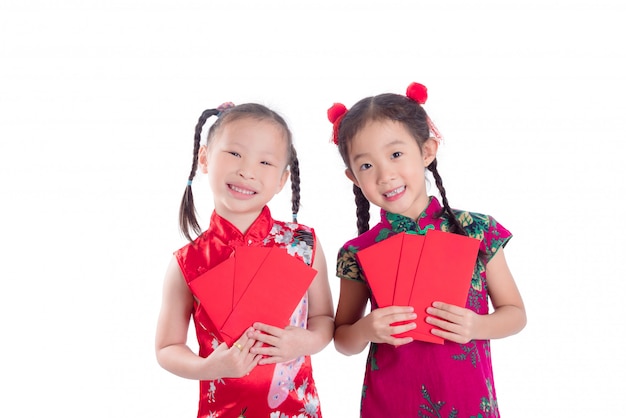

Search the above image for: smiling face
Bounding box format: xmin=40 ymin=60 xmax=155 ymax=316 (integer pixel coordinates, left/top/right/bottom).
xmin=345 ymin=119 xmax=438 ymax=220
xmin=199 ymin=117 xmax=290 ymax=232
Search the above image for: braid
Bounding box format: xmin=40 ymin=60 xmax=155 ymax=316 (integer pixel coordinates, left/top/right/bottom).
xmin=428 ymin=158 xmax=466 ymax=236
xmin=354 ymin=185 xmax=371 ymax=235
xmin=179 ymin=108 xmax=220 ymax=241
xmin=289 ymin=144 xmax=301 ymax=222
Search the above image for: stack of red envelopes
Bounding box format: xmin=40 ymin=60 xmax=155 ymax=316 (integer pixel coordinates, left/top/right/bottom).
xmin=356 ymin=229 xmax=480 ymax=344
xmin=189 ymin=246 xmax=317 ymax=346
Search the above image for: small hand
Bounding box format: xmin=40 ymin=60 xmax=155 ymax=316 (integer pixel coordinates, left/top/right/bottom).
xmin=204 ymin=327 xmax=263 ymax=378
xmin=426 ymin=301 xmax=479 ymax=344
xmin=247 ymin=323 xmax=310 ymax=365
xmin=361 ymin=306 xmax=417 ymax=346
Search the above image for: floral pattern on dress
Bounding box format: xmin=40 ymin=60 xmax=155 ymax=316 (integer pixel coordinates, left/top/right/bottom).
xmin=335 ymin=197 xmax=511 ymax=418
xmin=268 ymin=222 xmax=314 ymax=266
xmin=177 ymin=207 xmax=323 ymax=418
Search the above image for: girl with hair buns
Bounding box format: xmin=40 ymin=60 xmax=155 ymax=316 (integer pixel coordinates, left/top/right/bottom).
xmin=329 ymin=83 xmax=526 ymax=417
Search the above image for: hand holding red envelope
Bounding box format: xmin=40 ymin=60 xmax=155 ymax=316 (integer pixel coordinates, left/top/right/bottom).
xmin=189 ymin=246 xmax=317 ymax=346
xmin=356 ymin=230 xmax=480 ymax=344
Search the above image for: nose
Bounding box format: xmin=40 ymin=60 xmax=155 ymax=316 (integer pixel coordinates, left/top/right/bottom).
xmin=236 ymin=160 xmax=255 ymax=179
xmin=376 ymin=163 xmax=395 ymax=185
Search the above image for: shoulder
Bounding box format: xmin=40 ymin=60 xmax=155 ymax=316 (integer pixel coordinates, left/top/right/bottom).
xmin=451 ymin=208 xmax=512 ymax=259
xmin=336 ymin=224 xmax=388 ymax=283
xmin=173 ymin=231 xmax=212 ymax=283
xmin=268 ymin=219 xmax=317 ymax=265
xmin=340 ymin=223 xmax=387 ymax=253
xmin=269 ymin=219 xmax=316 ymax=246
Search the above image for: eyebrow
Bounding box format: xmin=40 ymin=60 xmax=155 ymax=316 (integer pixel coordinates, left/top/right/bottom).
xmin=351 ymin=139 xmax=406 ymax=162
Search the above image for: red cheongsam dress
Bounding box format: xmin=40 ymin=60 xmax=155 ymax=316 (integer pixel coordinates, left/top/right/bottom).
xmin=175 ymin=206 xmax=322 ymax=418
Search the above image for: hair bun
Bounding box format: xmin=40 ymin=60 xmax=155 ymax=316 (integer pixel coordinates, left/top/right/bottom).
xmin=406 ymin=82 xmax=428 ymax=104
xmin=327 ymin=103 xmax=348 ymax=123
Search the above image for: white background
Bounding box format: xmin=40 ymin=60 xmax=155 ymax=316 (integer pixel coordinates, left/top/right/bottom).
xmin=1 ymin=0 xmax=625 ymax=416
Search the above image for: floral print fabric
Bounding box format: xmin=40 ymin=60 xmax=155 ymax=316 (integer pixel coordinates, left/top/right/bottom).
xmin=175 ymin=206 xmax=322 ymax=418
xmin=337 ymin=197 xmax=511 ymax=418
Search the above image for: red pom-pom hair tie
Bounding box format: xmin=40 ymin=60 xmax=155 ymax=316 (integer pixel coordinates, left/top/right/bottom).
xmin=327 ymin=102 xmax=348 ymax=145
xmin=406 ymin=82 xmax=444 ymax=143
xmin=406 ymin=82 xmax=428 ymax=104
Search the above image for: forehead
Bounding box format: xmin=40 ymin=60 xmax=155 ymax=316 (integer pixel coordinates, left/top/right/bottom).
xmin=214 ymin=117 xmax=289 ymax=155
xmin=216 ymin=117 xmax=285 ymax=141
xmin=349 ymin=120 xmax=416 ymax=157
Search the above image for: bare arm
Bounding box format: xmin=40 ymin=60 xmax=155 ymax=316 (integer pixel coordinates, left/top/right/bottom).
xmin=333 ymin=278 xmax=417 ymax=355
xmin=426 ymin=249 xmax=527 ymax=343
xmin=155 ymin=256 xmax=261 ymax=380
xmin=480 ymin=248 xmax=526 ymax=338
xmin=303 ymin=238 xmax=335 ymax=352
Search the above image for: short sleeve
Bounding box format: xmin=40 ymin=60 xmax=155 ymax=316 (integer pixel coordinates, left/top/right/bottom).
xmin=336 ymin=247 xmax=366 ymax=283
xmin=481 ymin=215 xmax=512 ymax=263
xmin=456 ymin=210 xmax=512 ymax=264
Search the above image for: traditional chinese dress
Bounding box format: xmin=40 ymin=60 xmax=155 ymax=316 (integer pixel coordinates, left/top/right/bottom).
xmin=336 ymin=197 xmax=512 ymax=418
xmin=175 ymin=206 xmax=322 ymax=418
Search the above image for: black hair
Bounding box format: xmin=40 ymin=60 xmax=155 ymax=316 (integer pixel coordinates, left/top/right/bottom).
xmin=335 ymin=93 xmax=465 ymax=236
xmin=179 ymin=103 xmax=301 ymax=241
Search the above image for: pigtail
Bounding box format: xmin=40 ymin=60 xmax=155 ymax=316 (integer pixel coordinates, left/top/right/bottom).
xmin=289 ymin=144 xmax=301 ymax=223
xmin=179 ymin=108 xmax=220 ymax=241
xmin=428 ymin=159 xmax=466 ymax=236
xmin=354 ymin=185 xmax=371 ymax=235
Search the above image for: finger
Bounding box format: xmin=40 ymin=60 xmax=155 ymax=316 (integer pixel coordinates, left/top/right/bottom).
xmin=431 ymin=327 xmax=470 ymax=344
xmin=256 ymin=350 xmax=283 ymax=365
xmin=258 ymin=354 xmax=286 ymax=365
xmin=387 ymin=335 xmax=413 ymax=346
xmin=250 ymin=343 xmax=279 ymax=358
xmin=426 ymin=316 xmax=465 ymax=338
xmin=233 ymin=327 xmax=256 ymax=350
xmin=232 ymin=329 xmax=257 ymax=353
xmin=426 ymin=306 xmax=459 ymax=323
xmin=244 ymin=355 xmax=262 ymax=374
xmin=244 ymin=337 xmax=256 ymax=350
xmin=425 ymin=315 xmax=453 ymax=331
xmin=390 ymin=320 xmax=417 ymax=335
xmin=432 ymin=301 xmax=463 ymax=315
xmin=232 ymin=341 xmax=246 ymax=353
xmin=249 ymin=330 xmax=280 ymax=347
xmin=252 ymin=322 xmax=283 ymax=336
xmin=389 ymin=311 xmax=418 ymax=325
xmin=380 ymin=306 xmax=415 ymax=315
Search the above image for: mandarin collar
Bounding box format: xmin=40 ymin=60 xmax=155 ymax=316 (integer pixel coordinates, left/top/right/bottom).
xmin=381 ymin=196 xmax=442 ymax=235
xmin=208 ymin=206 xmax=273 ymax=247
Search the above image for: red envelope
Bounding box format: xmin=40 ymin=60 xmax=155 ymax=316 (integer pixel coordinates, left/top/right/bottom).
xmin=189 ymin=246 xmax=317 ymax=346
xmin=189 ymin=256 xmax=236 ymax=332
xmin=356 ymin=230 xmax=480 ymax=344
xmin=356 ymin=233 xmax=425 ymax=308
xmin=354 ymin=233 xmax=403 ymax=308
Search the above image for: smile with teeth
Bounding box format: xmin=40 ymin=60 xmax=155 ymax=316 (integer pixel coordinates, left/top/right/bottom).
xmin=229 ymin=184 xmax=255 ymax=195
xmin=384 ymin=186 xmax=405 ymax=198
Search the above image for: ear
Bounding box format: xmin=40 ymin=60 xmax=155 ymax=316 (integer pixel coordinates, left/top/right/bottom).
xmin=275 ymin=169 xmax=290 ymax=194
xmin=344 ymin=168 xmax=360 ymax=187
xmin=422 ymin=137 xmax=439 ymax=167
xmin=198 ymin=145 xmax=209 ymax=174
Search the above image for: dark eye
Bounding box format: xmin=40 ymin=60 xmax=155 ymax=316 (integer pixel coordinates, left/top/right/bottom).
xmin=359 ymin=163 xmax=372 ymax=171
xmin=260 ymin=161 xmax=272 ymax=166
xmin=391 ymin=151 xmax=402 ymax=159
xmin=228 ymin=151 xmax=241 ymax=158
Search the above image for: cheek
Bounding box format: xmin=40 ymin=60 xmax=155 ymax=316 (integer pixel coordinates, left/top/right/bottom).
xmin=355 ymin=171 xmax=375 ymax=188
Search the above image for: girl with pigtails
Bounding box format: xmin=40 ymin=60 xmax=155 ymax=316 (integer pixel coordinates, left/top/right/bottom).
xmin=155 ymin=102 xmax=334 ymax=418
xmin=329 ymin=83 xmax=526 ymax=417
